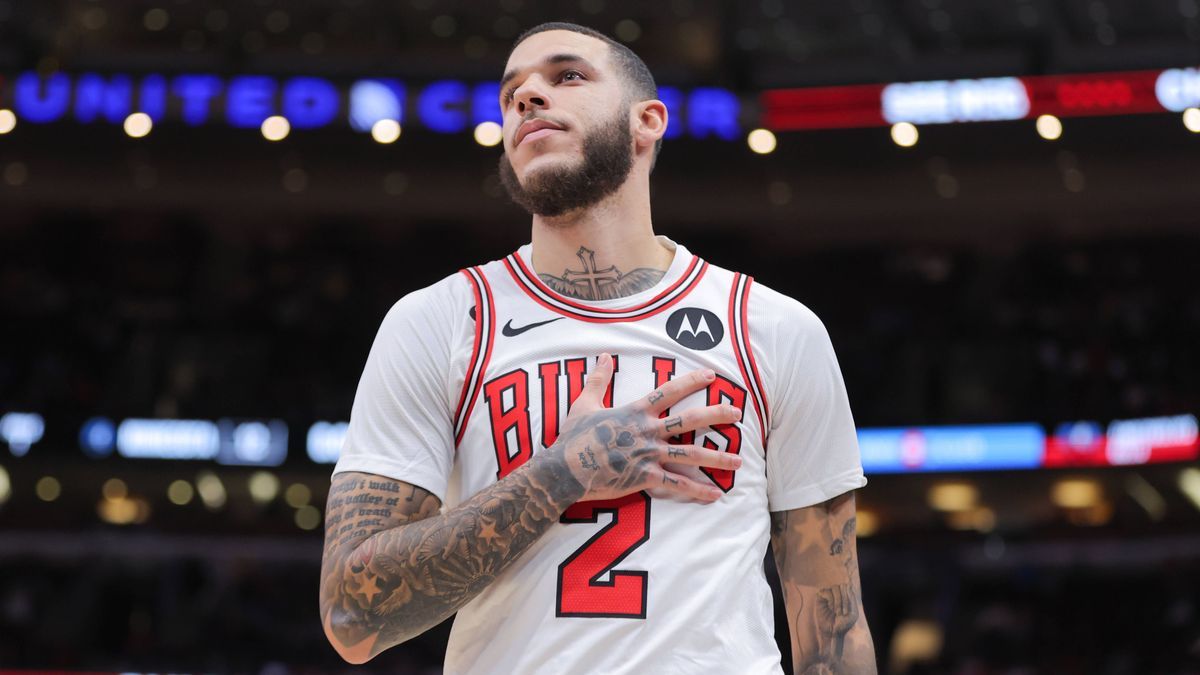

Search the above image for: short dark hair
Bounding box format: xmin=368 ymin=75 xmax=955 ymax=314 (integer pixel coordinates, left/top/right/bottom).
xmin=510 ymin=22 xmax=663 ymax=164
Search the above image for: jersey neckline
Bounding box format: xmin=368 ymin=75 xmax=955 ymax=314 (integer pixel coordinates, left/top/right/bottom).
xmin=504 ymin=236 xmax=709 ymax=323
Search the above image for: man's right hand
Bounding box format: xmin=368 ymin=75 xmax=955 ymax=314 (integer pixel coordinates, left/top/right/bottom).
xmin=551 ymin=352 xmax=743 ymax=503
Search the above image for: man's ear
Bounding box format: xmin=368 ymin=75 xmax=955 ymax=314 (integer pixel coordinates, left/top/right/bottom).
xmin=633 ymin=99 xmax=668 ymax=151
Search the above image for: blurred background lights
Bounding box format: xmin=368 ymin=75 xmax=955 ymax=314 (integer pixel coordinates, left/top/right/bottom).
xmin=0 ymin=466 xmax=9 ymax=506
xmin=371 ymin=119 xmax=402 ymax=144
xmin=102 ymin=478 xmax=128 ymax=501
xmin=285 ymin=482 xmax=312 ymax=508
xmin=473 ymin=121 xmax=503 ymax=147
xmin=1184 ymin=107 xmax=1200 ymax=133
xmin=0 ymin=109 xmax=15 ymax=134
xmin=747 ymin=128 xmax=777 ymax=154
xmin=855 ymin=509 xmax=879 ymax=537
xmin=1051 ymin=478 xmax=1101 ymax=508
xmin=143 ymin=8 xmax=169 ymax=31
xmin=98 ymin=495 xmax=151 ymax=525
xmin=261 ymin=116 xmax=291 ymax=141
xmin=889 ymin=619 xmax=944 ymax=675
xmin=123 ymin=112 xmax=153 ymax=138
xmin=167 ymin=479 xmax=194 ymax=506
xmin=36 ymin=476 xmax=61 ymax=502
xmin=294 ymin=504 xmax=322 ymax=530
xmin=891 ymin=122 xmax=919 ymax=147
xmin=248 ymin=471 xmax=280 ymax=505
xmin=1036 ymin=114 xmax=1063 ymax=140
xmin=1179 ymin=467 xmax=1200 ymax=511
xmin=196 ymin=471 xmax=227 ymax=510
xmin=927 ymin=482 xmax=979 ymax=512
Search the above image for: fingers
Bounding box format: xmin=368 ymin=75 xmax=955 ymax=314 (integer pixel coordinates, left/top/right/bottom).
xmin=643 ymin=368 xmax=716 ymax=414
xmin=658 ymin=404 xmax=742 ymax=437
xmin=661 ymin=444 xmax=742 ymax=471
xmin=653 ymin=467 xmax=724 ymax=503
xmin=576 ymin=353 xmax=615 ymax=408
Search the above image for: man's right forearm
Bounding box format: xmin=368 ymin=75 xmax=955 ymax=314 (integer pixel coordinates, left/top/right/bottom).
xmin=320 ymin=452 xmax=585 ymax=663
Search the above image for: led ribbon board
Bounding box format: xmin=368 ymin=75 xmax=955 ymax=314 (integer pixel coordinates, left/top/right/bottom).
xmin=763 ymin=67 xmax=1200 ymax=130
xmin=1 ymin=72 xmax=742 ymax=140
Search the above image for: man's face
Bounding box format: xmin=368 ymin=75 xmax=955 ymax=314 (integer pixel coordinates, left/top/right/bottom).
xmin=497 ymin=30 xmax=636 ymax=217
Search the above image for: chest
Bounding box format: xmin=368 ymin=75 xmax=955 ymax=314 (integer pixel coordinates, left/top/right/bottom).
xmin=452 ymin=272 xmax=767 ymax=499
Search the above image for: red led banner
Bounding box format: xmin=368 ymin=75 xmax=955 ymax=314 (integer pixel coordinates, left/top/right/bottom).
xmin=762 ymin=67 xmax=1200 ymax=131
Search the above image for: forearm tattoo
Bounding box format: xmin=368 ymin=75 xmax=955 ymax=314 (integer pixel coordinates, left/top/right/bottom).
xmin=770 ymin=493 xmax=877 ymax=675
xmin=319 ymin=458 xmax=585 ymax=662
xmin=538 ymin=246 xmax=666 ymax=301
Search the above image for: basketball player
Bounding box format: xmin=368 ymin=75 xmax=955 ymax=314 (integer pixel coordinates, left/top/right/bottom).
xmin=320 ymin=22 xmax=876 ymax=674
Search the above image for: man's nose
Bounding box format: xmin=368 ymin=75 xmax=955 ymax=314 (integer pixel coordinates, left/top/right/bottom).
xmin=517 ymin=94 xmax=546 ymax=115
xmin=514 ymin=77 xmax=550 ymax=114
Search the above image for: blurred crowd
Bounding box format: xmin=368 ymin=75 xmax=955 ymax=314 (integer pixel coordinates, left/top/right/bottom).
xmin=0 ymin=543 xmax=1196 ymax=674
xmin=2 ymin=215 xmax=1198 ymax=430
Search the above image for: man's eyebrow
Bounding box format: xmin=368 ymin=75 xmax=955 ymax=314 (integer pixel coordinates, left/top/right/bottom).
xmin=500 ymin=53 xmax=594 ymax=90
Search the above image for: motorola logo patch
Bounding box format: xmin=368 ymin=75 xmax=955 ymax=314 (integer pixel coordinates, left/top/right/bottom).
xmin=665 ymin=308 xmax=724 ymax=351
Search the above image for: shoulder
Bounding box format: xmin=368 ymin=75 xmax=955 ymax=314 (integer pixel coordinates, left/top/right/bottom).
xmin=742 ymin=276 xmax=830 ymax=346
xmin=379 ymin=270 xmax=476 ymax=339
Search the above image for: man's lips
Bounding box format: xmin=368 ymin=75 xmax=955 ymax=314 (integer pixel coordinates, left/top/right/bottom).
xmin=519 ymin=127 xmax=562 ymax=146
xmin=515 ymin=119 xmax=565 ymax=147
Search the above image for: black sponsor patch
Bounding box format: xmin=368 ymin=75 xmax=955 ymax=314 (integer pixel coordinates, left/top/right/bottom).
xmin=665 ymin=308 xmax=723 ymax=351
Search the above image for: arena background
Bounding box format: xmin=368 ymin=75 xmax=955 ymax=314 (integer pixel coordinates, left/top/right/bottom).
xmin=2 ymin=1 xmax=1199 ymax=673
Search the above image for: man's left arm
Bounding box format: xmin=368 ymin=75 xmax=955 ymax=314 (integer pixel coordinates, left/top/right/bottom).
xmin=770 ymin=490 xmax=877 ymax=675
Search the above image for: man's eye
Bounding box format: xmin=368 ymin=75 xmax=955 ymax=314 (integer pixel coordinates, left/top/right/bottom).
xmin=560 ymin=70 xmax=584 ymax=82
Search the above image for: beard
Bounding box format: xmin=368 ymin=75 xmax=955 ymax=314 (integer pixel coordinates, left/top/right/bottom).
xmin=498 ymin=108 xmax=635 ymax=218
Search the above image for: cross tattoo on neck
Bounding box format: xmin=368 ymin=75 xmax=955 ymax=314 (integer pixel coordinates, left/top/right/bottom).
xmin=559 ymin=247 xmax=622 ymax=299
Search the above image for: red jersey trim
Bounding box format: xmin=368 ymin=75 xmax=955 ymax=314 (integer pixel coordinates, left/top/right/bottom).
xmin=503 ymin=253 xmax=709 ymax=324
xmin=728 ymin=273 xmax=769 ymax=445
xmin=454 ymin=266 xmax=496 ymax=446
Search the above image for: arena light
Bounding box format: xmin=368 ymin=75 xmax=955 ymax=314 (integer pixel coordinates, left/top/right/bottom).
xmin=196 ymin=470 xmax=227 ymax=510
xmin=890 ymin=122 xmax=918 ymax=147
xmin=1184 ymin=107 xmax=1200 ymax=133
xmin=1124 ymin=474 xmax=1166 ymax=522
xmin=123 ymin=112 xmax=153 ymax=138
xmin=98 ymin=495 xmax=151 ymax=525
xmin=947 ymin=506 xmax=996 ymax=532
xmin=306 ymin=421 xmax=347 ymax=463
xmin=1 ymin=412 xmax=44 ymax=457
xmin=1179 ymin=467 xmax=1200 ymax=512
xmin=1036 ymin=114 xmax=1063 ymax=140
xmin=1051 ymin=478 xmax=1101 ymax=508
xmin=927 ymin=482 xmax=978 ymax=512
xmin=248 ymin=471 xmax=280 ymax=505
xmin=167 ymin=479 xmax=194 ymax=505
xmin=890 ymin=619 xmax=944 ymax=673
xmin=855 ymin=508 xmax=879 ymax=537
xmin=102 ymin=478 xmax=128 ymax=500
xmin=36 ymin=476 xmax=61 ymax=502
xmin=473 ymin=121 xmax=502 ymax=147
xmin=261 ymin=115 xmax=290 ymax=141
xmin=285 ymin=482 xmax=312 ymax=508
xmin=0 ymin=109 xmax=15 ymax=134
xmin=295 ymin=504 xmax=322 ymax=530
xmin=746 ymin=128 xmax=777 ymax=154
xmin=371 ymin=119 xmax=401 ymax=144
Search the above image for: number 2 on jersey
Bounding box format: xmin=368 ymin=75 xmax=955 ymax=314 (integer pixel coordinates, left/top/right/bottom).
xmin=556 ymin=492 xmax=650 ymax=618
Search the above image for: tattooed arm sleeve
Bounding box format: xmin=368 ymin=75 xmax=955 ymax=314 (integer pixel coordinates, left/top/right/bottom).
xmin=319 ymin=454 xmax=585 ymax=664
xmin=769 ymin=491 xmax=877 ymax=675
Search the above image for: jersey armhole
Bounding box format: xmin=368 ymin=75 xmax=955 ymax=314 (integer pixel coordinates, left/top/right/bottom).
xmin=453 ymin=266 xmax=496 ymax=446
xmin=727 ymin=273 xmax=771 ymax=449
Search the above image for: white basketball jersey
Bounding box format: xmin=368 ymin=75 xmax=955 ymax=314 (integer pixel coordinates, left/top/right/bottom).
xmin=335 ymin=237 xmax=866 ymax=675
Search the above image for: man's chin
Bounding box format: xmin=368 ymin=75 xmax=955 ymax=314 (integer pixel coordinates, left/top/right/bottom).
xmin=515 ymin=153 xmax=577 ymax=182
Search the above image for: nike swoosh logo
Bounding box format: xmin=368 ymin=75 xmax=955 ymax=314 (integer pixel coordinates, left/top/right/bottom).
xmin=502 ymin=317 xmax=563 ymax=337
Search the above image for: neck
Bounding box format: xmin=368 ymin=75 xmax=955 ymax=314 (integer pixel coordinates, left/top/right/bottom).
xmin=529 ymin=171 xmax=673 ymax=301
